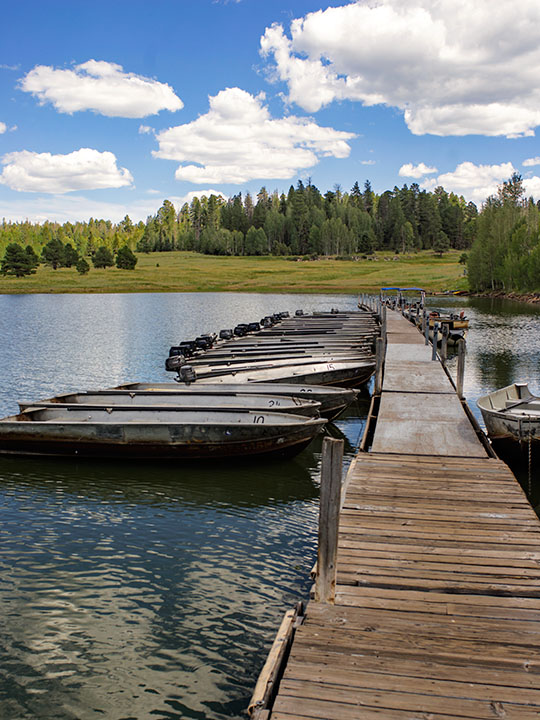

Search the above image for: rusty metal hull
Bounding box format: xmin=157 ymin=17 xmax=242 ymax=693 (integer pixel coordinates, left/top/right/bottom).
xmin=0 ymin=408 xmax=326 ymax=460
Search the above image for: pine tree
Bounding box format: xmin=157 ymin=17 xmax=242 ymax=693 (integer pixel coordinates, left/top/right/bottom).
xmin=116 ymin=245 xmax=138 ymax=269
xmin=92 ymin=246 xmax=114 ymax=268
xmin=1 ymin=243 xmax=36 ymax=277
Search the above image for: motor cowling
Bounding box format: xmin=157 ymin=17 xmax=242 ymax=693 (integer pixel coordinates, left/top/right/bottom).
xmin=165 ymin=354 xmax=186 ymax=371
xmin=177 ymin=365 xmax=196 ymax=384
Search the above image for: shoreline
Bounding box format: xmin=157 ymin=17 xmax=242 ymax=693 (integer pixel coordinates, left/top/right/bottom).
xmin=469 ymin=290 xmax=540 ymax=306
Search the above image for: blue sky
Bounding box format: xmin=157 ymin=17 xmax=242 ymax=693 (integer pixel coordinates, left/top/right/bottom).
xmin=2 ymin=0 xmax=540 ymax=223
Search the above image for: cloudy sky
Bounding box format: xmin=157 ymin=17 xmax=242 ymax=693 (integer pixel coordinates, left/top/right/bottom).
xmin=2 ymin=0 xmax=540 ymax=223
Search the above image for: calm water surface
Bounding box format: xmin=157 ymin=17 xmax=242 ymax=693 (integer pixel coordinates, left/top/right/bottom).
xmin=0 ymin=292 xmax=366 ymax=720
xmin=1 ymin=291 xmax=540 ymax=719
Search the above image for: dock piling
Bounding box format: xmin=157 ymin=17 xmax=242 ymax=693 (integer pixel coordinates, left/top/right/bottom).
xmin=314 ymin=437 xmax=343 ymax=604
xmin=431 ymin=322 xmax=439 ymax=360
xmin=440 ymin=323 xmax=449 ymax=364
xmin=457 ymin=337 xmax=466 ymax=398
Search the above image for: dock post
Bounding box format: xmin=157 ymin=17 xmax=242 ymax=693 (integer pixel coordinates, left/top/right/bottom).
xmin=423 ymin=312 xmax=429 ymax=345
xmin=431 ymin=322 xmax=439 ymax=360
xmin=315 ymin=437 xmax=344 ymax=604
xmin=440 ymin=324 xmax=449 ymax=364
xmin=457 ymin=338 xmax=466 ymax=398
xmin=374 ymin=336 xmax=384 ymax=395
xmin=381 ymin=304 xmax=387 ymax=348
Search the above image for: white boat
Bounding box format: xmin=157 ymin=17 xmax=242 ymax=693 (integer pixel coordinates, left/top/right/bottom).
xmin=113 ymin=382 xmax=358 ymax=421
xmin=0 ymin=406 xmax=326 ymax=459
xmin=477 ymin=382 xmax=540 ymax=460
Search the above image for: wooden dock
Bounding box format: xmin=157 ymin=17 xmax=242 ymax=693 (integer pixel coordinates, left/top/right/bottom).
xmin=250 ymin=308 xmax=540 ymax=719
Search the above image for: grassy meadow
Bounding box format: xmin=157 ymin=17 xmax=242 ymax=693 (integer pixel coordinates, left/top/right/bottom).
xmin=0 ymin=250 xmax=468 ymax=295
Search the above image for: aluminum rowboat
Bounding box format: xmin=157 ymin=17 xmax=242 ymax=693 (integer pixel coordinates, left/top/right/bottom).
xmin=18 ymin=391 xmax=320 ymax=417
xmin=0 ymin=407 xmax=326 ymax=459
xmin=112 ymin=382 xmax=358 ymax=421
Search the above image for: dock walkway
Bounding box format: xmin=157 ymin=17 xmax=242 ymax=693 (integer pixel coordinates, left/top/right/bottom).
xmin=253 ymin=309 xmax=540 ymax=719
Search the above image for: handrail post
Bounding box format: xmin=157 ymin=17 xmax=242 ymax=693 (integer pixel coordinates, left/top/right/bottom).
xmin=381 ymin=304 xmax=387 ymax=347
xmin=423 ymin=311 xmax=429 ymax=345
xmin=431 ymin=322 xmax=439 ymax=360
xmin=440 ymin=323 xmax=449 ymax=364
xmin=374 ymin=336 xmax=384 ymax=395
xmin=456 ymin=338 xmax=466 ymax=399
xmin=315 ymin=437 xmax=344 ymax=604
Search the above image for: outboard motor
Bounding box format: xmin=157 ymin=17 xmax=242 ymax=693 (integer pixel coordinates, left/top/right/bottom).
xmin=295 ymin=309 xmax=304 ymax=316
xmin=179 ymin=341 xmax=197 ymax=357
xmin=176 ymin=365 xmax=197 ymax=385
xmin=165 ymin=354 xmax=186 ymax=371
xmin=219 ymin=329 xmax=234 ymax=340
xmin=279 ymin=311 xmax=290 ymax=319
xmin=247 ymin=322 xmax=261 ymax=332
xmin=169 ymin=346 xmax=187 ymax=357
xmin=195 ymin=336 xmax=212 ymax=350
xmin=261 ymin=317 xmax=273 ymax=328
xmin=234 ymin=324 xmax=249 ymax=336
xmin=271 ymin=314 xmax=281 ymax=323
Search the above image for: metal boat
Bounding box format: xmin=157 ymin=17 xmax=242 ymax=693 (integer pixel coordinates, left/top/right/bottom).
xmin=477 ymin=382 xmax=540 ymax=460
xmin=0 ymin=406 xmax=326 ymax=459
xmin=184 ymin=359 xmax=375 ymax=388
xmin=18 ymin=391 xmax=320 ymax=417
xmin=112 ymin=382 xmax=358 ymax=420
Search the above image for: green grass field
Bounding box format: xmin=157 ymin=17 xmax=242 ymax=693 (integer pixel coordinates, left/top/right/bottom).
xmin=0 ymin=250 xmax=469 ymax=294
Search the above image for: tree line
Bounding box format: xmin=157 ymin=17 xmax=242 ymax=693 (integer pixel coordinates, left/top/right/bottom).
xmin=467 ymin=173 xmax=540 ymax=293
xmin=1 ymin=180 xmax=477 ymax=274
xmin=137 ymin=181 xmax=477 ymax=257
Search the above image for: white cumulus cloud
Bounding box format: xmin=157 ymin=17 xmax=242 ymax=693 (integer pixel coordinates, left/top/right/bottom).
xmin=421 ymin=161 xmax=516 ymax=204
xmin=399 ymin=162 xmax=438 ymax=178
xmin=261 ymin=0 xmax=540 ymax=137
xmin=0 ymin=148 xmax=134 ymax=193
xmin=523 ymin=157 xmax=540 ymax=167
xmin=20 ymin=60 xmax=183 ymax=118
xmin=0 ymin=122 xmax=6 ymax=134
xmin=153 ymin=87 xmax=355 ymax=184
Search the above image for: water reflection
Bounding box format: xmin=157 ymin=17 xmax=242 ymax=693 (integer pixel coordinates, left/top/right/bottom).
xmin=0 ymin=450 xmax=321 ymax=719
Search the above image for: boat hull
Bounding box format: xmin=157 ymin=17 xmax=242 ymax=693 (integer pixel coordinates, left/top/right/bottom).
xmin=194 ymin=361 xmax=375 ymax=388
xmin=0 ymin=409 xmax=326 ymax=460
xmin=17 ymin=392 xmax=321 ymax=418
xmin=112 ymin=382 xmax=358 ymax=421
xmin=477 ymin=382 xmax=540 ymax=464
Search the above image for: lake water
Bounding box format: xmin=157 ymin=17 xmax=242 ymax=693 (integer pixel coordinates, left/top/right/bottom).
xmin=1 ymin=291 xmax=539 ymax=719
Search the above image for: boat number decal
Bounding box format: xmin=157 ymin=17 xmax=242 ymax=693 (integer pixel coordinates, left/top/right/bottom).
xmin=253 ymin=415 xmax=265 ymax=424
xmin=327 ymin=363 xmax=335 ymax=370
xmin=268 ymin=399 xmax=280 ymax=407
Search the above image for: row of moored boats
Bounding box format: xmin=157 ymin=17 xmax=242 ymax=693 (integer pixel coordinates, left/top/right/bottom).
xmin=0 ymin=310 xmax=378 ymax=460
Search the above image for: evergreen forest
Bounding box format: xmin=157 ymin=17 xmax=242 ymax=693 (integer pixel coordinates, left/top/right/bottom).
xmin=2 ymin=174 xmax=540 ymax=294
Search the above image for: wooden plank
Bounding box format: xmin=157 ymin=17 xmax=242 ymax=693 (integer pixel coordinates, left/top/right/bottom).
xmin=385 ymin=342 xmax=433 ymax=363
xmin=274 ymin=679 xmax=540 ymax=719
xmin=371 ymin=418 xmax=487 ymax=456
xmin=383 ymin=360 xmax=454 ymax=393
